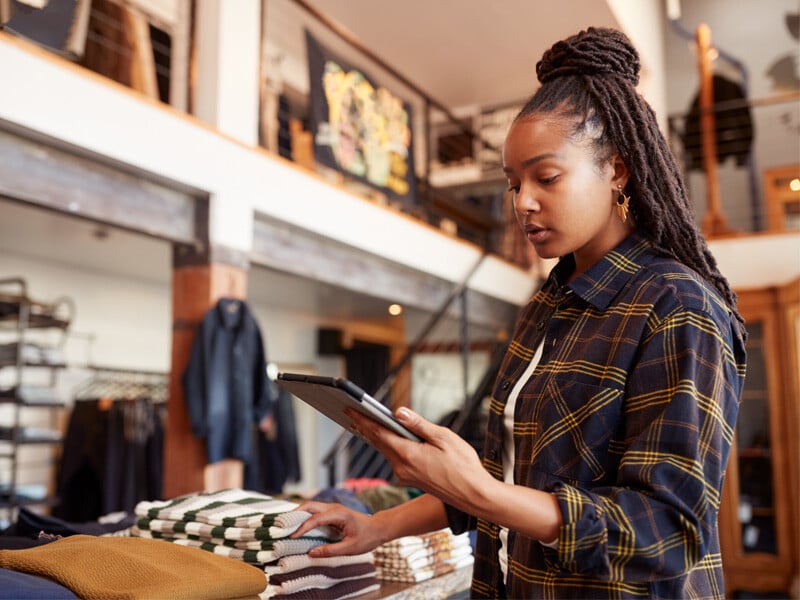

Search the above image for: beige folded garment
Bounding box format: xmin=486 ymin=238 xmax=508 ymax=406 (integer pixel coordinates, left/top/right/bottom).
xmin=0 ymin=534 xmax=268 ymax=600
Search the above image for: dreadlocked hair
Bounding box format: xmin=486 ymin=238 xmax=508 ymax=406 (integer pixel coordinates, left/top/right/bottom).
xmin=518 ymin=27 xmax=744 ymax=331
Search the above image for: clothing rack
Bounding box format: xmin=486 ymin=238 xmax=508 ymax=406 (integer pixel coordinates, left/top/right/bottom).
xmin=72 ymin=366 xmax=168 ymax=404
xmin=57 ymin=366 xmax=168 ymax=522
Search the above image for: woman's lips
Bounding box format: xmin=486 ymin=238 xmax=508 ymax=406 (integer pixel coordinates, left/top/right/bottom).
xmin=525 ymin=225 xmax=549 ymax=244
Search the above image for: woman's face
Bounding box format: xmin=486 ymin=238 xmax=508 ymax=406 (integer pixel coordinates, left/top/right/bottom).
xmin=503 ymin=113 xmax=632 ymax=276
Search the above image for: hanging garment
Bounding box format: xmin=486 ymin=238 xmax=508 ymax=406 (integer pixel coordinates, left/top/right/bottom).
xmin=248 ymin=384 xmax=302 ymax=494
xmin=682 ymin=74 xmax=754 ymax=171
xmin=182 ymin=298 xmax=273 ymax=468
xmin=55 ymin=398 xmax=165 ymax=522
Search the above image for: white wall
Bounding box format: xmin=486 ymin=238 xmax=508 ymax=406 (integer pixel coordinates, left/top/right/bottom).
xmin=0 ymin=252 xmax=171 ymax=375
xmin=411 ymin=351 xmax=490 ymax=425
xmin=607 ymin=0 xmax=669 ymax=130
xmin=710 ymin=232 xmax=800 ymax=291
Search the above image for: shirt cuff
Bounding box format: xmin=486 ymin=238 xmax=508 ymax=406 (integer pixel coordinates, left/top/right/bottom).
xmin=549 ymin=481 xmax=611 ymax=577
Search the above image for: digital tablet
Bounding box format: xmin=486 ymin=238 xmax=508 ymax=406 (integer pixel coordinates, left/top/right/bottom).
xmin=275 ymin=372 xmax=422 ymax=442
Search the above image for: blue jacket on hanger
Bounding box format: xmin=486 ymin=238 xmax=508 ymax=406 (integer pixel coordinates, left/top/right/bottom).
xmin=182 ymin=298 xmax=272 ymax=467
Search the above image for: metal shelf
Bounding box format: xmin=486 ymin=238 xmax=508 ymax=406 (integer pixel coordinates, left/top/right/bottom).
xmin=0 ymin=277 xmax=72 ymax=522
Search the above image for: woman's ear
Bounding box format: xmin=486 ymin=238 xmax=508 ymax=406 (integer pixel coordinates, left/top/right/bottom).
xmin=610 ymin=153 xmax=630 ymax=190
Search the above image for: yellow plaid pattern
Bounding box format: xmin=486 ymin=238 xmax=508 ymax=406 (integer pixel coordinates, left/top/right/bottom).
xmin=445 ymin=234 xmax=746 ymax=599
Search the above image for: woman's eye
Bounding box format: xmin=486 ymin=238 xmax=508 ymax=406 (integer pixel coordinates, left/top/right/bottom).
xmin=539 ymin=175 xmax=558 ymax=185
xmin=507 ymin=184 xmax=520 ymax=194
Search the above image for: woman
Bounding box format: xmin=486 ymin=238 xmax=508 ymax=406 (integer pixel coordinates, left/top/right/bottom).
xmin=293 ymin=27 xmax=746 ymax=599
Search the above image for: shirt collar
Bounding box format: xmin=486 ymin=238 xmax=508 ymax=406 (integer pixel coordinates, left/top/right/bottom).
xmin=216 ymin=297 xmax=245 ymax=329
xmin=549 ymin=233 xmax=654 ymax=311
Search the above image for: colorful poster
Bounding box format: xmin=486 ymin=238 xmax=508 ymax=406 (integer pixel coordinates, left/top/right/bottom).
xmin=306 ymin=31 xmax=417 ymax=203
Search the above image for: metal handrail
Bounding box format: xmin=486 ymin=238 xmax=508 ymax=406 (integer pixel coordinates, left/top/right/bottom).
xmin=321 ymin=251 xmax=504 ymax=483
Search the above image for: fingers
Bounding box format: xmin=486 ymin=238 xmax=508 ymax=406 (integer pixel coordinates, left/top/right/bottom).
xmin=307 ymin=538 xmax=362 ymax=558
xmin=394 ymin=407 xmax=434 ymax=440
xmin=291 ymin=502 xmax=346 ymax=538
xmin=290 ymin=502 xmax=378 ymax=558
xmin=296 ymin=500 xmax=333 ymax=515
xmin=346 ymin=407 xmax=434 ymax=446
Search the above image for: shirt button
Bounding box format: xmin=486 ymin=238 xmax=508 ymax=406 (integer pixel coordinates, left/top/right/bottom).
xmin=501 ymin=381 xmax=510 ymax=390
xmin=537 ymin=320 xmax=546 ymax=330
xmin=488 ymin=448 xmax=497 ymax=460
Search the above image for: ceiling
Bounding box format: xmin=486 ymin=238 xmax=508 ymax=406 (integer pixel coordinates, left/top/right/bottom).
xmin=302 ymin=0 xmax=620 ymax=110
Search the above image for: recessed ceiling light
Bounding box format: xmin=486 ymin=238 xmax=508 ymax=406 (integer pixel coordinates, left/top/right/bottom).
xmin=388 ymin=303 xmax=403 ymax=316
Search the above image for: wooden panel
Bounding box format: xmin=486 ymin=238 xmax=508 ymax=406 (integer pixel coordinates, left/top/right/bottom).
xmin=251 ymin=217 xmax=518 ymax=331
xmin=764 ymin=164 xmax=800 ymax=232
xmin=163 ymin=264 xmax=211 ymax=498
xmin=162 ymin=260 xmax=248 ymax=499
xmin=0 ymin=126 xmax=201 ymax=244
xmin=777 ymin=278 xmax=800 ymax=591
xmin=121 ymin=5 xmax=159 ymax=99
xmin=720 ymin=286 xmax=798 ymax=594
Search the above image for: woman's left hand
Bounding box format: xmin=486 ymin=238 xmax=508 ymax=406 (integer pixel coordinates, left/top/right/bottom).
xmin=347 ymin=406 xmax=491 ymax=512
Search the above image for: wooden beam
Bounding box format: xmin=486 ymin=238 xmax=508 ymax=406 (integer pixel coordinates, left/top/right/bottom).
xmin=250 ymin=217 xmax=519 ymax=331
xmin=121 ymin=5 xmax=159 ymax=100
xmin=163 ymin=245 xmax=250 ymax=499
xmin=0 ymin=125 xmax=201 ymax=244
xmin=696 ymin=23 xmax=733 ymax=237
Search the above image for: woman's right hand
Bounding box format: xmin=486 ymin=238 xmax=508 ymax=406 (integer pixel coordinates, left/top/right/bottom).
xmin=291 ymin=501 xmax=387 ymax=557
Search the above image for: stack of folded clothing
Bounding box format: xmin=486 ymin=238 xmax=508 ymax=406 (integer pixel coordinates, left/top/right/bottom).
xmin=373 ymin=528 xmax=474 ymax=583
xmin=130 ymin=488 xmax=380 ymax=599
xmin=130 ymin=488 xmax=337 ymax=567
xmin=262 ymin=552 xmax=379 ymax=599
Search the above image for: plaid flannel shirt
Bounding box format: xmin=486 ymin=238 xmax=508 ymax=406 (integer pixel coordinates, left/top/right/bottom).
xmin=446 ymin=233 xmax=746 ymax=599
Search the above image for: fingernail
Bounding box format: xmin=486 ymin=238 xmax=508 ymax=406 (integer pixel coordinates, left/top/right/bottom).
xmin=397 ymin=407 xmax=411 ymax=420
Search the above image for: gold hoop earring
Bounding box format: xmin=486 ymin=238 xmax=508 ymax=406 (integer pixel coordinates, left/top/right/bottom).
xmin=616 ymin=185 xmax=630 ymax=223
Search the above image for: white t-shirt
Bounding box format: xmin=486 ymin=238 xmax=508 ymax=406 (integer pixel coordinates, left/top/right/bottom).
xmin=498 ymin=342 xmax=543 ymax=584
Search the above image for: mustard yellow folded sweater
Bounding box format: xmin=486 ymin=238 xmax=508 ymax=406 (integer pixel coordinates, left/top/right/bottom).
xmin=0 ymin=534 xmax=267 ymax=600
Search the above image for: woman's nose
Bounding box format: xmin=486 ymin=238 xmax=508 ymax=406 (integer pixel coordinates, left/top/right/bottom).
xmin=513 ymin=187 xmax=541 ymax=215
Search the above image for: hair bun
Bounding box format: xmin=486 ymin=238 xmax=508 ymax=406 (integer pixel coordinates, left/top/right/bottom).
xmin=536 ymin=27 xmax=640 ymax=86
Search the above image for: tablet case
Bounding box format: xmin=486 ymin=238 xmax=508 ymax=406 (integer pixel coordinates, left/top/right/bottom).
xmin=275 ymin=372 xmax=422 ymax=442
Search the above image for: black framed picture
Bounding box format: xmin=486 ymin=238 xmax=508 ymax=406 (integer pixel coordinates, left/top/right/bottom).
xmin=306 ymin=30 xmax=417 ymax=204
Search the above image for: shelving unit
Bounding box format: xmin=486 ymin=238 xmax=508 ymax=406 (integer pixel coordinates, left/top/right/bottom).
xmin=719 ymin=278 xmax=800 ymax=595
xmin=0 ymin=277 xmax=73 ymax=526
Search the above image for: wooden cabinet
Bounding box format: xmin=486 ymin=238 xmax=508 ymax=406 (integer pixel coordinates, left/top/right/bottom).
xmin=720 ymin=278 xmax=800 ymax=596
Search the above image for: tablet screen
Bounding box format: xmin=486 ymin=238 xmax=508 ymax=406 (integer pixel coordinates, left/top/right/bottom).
xmin=275 ymin=372 xmax=422 ymax=442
